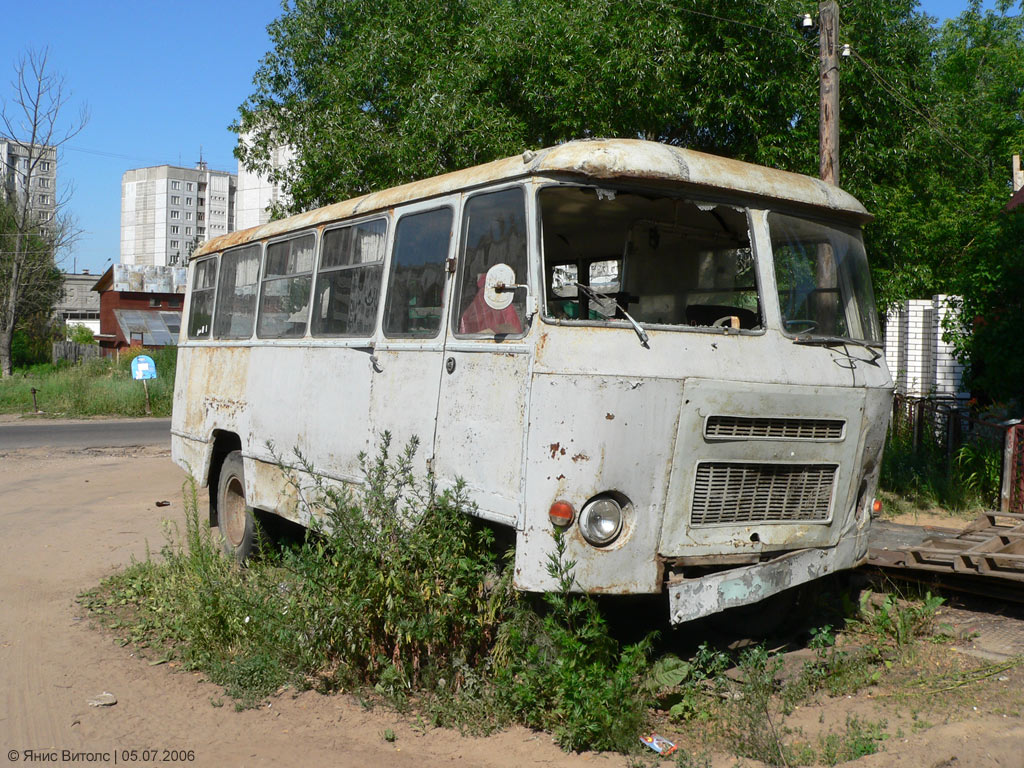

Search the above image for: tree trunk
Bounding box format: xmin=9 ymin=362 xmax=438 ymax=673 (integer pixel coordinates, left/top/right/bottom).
xmin=1 ymin=249 xmax=23 ymax=378
xmin=0 ymin=325 xmax=13 ymax=377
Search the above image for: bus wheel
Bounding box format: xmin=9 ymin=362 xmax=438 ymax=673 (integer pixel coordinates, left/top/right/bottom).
xmin=216 ymin=451 xmax=255 ymax=563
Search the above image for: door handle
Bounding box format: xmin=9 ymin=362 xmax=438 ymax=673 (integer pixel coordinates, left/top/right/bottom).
xmin=353 ymin=345 xmax=382 ymax=373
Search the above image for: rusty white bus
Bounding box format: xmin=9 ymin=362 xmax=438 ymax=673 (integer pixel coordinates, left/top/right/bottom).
xmin=171 ymin=139 xmax=892 ymax=624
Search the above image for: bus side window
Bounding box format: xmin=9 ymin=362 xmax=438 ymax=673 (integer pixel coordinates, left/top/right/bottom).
xmin=312 ymin=218 xmax=387 ymax=337
xmin=454 ymin=188 xmax=528 ymax=337
xmin=257 ymin=232 xmax=315 ymax=339
xmin=213 ymin=244 xmax=261 ymax=339
xmin=187 ymin=256 xmax=217 ymax=339
xmin=383 ymin=208 xmax=452 ymax=338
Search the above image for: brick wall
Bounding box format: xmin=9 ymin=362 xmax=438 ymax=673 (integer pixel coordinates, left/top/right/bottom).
xmin=884 ymin=295 xmax=968 ymax=398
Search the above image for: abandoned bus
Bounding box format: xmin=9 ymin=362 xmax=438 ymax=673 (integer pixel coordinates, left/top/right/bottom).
xmin=171 ymin=139 xmax=892 ymax=624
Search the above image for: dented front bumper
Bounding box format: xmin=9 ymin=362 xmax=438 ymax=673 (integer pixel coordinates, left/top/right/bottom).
xmin=667 ymin=522 xmax=869 ymax=624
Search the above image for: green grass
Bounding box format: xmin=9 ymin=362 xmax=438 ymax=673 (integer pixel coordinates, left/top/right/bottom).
xmin=0 ymin=346 xmax=176 ymax=417
xmin=818 ymin=716 xmax=888 ymax=765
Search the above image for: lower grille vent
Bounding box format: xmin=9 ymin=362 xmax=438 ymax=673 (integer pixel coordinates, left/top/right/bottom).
xmin=691 ymin=462 xmax=836 ymax=525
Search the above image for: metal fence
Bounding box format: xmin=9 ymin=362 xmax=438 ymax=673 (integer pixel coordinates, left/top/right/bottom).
xmin=890 ymin=394 xmax=1023 ymax=513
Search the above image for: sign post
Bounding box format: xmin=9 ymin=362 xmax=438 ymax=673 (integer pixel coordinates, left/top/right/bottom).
xmin=130 ymin=354 xmax=158 ymax=415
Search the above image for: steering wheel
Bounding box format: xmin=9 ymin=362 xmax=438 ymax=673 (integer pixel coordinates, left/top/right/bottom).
xmin=784 ymin=319 xmax=818 ymax=333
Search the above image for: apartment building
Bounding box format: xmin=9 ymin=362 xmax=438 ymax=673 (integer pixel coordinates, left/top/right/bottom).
xmin=0 ymin=138 xmax=57 ymax=224
xmin=235 ymin=133 xmax=293 ymax=230
xmin=121 ymin=162 xmax=237 ymax=267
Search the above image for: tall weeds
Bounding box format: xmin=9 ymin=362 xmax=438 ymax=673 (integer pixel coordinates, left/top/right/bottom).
xmin=84 ymin=434 xmax=651 ymax=751
xmin=880 ymin=420 xmax=1002 ymax=513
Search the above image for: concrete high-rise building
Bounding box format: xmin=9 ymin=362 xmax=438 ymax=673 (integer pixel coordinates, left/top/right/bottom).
xmin=0 ymin=138 xmax=57 ymax=224
xmin=236 ymin=133 xmax=293 ymax=231
xmin=120 ymin=162 xmax=237 ymax=267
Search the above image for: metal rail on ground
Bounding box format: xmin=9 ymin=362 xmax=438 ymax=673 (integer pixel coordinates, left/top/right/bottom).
xmin=869 ymin=511 xmax=1024 ymax=585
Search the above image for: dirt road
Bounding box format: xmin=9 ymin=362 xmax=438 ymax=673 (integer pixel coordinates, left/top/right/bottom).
xmin=0 ymin=446 xmax=600 ymax=768
xmin=1 ymin=443 xmax=1022 ymax=768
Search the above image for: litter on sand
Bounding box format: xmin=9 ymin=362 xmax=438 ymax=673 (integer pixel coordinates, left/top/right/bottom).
xmin=640 ymin=732 xmax=677 ymax=756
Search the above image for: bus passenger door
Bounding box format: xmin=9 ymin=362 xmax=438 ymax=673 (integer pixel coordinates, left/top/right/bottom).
xmin=433 ymin=186 xmax=532 ymax=527
xmin=367 ymin=202 xmax=455 ymax=478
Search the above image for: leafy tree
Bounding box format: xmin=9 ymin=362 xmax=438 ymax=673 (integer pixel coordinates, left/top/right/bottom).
xmin=235 ymin=0 xmax=1022 ymax=401
xmin=864 ymin=1 xmax=1024 ymax=403
xmin=0 ymin=196 xmax=64 ymax=372
xmin=68 ymin=323 xmax=95 ymax=345
xmin=930 ymin=3 xmax=1024 ymax=404
xmin=235 ymin=0 xmax=823 ymax=209
xmin=0 ymin=48 xmax=87 ymax=377
xmin=236 ymin=0 xmax=936 ymax=242
xmin=10 ymin=313 xmax=63 ymax=367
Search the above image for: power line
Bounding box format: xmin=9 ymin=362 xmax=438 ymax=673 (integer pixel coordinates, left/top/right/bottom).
xmin=658 ymin=1 xmax=984 ymax=166
xmin=645 ymin=0 xmax=817 ymax=61
xmin=64 ymin=144 xmax=237 ymax=173
xmin=849 ymin=50 xmax=982 ymax=165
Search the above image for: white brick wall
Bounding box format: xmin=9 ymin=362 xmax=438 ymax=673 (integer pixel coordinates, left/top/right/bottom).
xmin=884 ymin=295 xmax=968 ymax=398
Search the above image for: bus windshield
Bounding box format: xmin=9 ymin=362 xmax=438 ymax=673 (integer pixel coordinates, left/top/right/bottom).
xmin=769 ymin=212 xmax=881 ymax=344
xmin=540 ymin=186 xmax=761 ymax=331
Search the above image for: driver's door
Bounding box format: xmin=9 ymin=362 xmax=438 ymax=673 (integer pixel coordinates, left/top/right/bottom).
xmin=432 ymin=186 xmax=534 ymax=527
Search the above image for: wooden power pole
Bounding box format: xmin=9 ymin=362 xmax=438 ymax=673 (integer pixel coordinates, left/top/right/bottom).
xmin=819 ymin=0 xmax=840 ymax=186
xmin=814 ymin=1 xmax=841 ymax=333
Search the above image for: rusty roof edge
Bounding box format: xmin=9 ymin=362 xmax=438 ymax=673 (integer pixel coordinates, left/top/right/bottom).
xmin=196 ymin=139 xmax=869 ymax=258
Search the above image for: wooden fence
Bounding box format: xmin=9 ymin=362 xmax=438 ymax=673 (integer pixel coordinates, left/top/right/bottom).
xmin=52 ymin=340 xmax=101 ymax=365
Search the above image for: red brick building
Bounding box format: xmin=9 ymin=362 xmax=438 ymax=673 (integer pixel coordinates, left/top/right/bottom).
xmin=91 ymin=265 xmax=186 ymax=356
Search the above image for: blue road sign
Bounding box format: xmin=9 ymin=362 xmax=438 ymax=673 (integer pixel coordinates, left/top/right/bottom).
xmin=131 ymin=354 xmax=158 ymax=380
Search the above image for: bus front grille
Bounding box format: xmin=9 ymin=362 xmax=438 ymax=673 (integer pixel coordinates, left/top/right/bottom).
xmin=705 ymin=416 xmax=845 ymax=441
xmin=690 ymin=462 xmax=836 ymax=525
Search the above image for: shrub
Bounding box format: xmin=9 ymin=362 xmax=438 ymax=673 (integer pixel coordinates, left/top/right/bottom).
xmin=68 ymin=324 xmax=96 ymax=345
xmin=490 ymin=530 xmax=653 ymax=752
xmin=278 ymin=433 xmax=510 ymax=695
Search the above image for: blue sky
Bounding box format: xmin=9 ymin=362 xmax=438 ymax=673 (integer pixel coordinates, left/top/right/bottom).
xmin=0 ymin=0 xmax=1002 ymax=276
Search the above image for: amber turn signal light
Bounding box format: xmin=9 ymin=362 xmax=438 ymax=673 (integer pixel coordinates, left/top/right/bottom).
xmin=549 ymin=500 xmax=575 ymax=527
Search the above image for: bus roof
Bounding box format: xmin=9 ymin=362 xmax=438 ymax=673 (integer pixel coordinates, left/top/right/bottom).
xmin=196 ymin=139 xmax=869 ymax=258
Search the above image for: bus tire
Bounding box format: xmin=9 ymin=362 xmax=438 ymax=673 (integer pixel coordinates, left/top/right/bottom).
xmin=216 ymin=451 xmax=255 ymax=563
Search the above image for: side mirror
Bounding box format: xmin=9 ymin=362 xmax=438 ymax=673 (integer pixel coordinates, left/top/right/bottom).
xmin=483 ymin=263 xmax=524 ymax=310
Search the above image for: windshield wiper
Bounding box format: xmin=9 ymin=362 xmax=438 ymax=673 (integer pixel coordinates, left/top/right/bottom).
xmin=793 ymin=334 xmax=882 ymax=363
xmin=573 ymin=282 xmax=649 ymax=348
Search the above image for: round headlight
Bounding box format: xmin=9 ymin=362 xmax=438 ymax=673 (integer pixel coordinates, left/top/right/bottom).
xmin=579 ymin=497 xmax=623 ymax=546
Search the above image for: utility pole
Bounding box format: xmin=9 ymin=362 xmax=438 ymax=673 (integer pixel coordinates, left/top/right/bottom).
xmin=819 ymin=0 xmax=840 ymax=186
xmin=815 ymin=1 xmax=840 ymax=333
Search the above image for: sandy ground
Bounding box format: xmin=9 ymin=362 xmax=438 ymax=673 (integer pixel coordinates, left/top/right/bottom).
xmin=1 ymin=445 xmax=1022 ymax=768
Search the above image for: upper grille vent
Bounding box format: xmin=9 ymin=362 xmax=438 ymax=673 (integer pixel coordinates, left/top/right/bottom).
xmin=705 ymin=416 xmax=845 ymax=441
